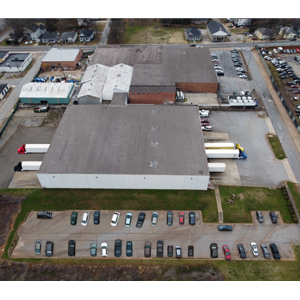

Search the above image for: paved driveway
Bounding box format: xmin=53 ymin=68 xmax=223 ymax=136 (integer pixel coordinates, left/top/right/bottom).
xmin=12 ymin=210 xmax=300 ymax=260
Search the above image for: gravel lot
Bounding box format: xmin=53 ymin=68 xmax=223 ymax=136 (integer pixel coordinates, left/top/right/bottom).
xmin=208 ymin=111 xmax=289 ymax=187
xmin=12 ymin=210 xmax=299 ymax=260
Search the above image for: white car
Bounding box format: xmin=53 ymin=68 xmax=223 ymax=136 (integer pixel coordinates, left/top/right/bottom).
xmin=273 ymin=48 xmax=278 ymax=54
xmin=125 ymin=212 xmax=132 ymax=227
xmin=202 ymin=125 xmax=212 ymax=131
xmin=212 ymin=59 xmax=219 ymax=62
xmin=101 ymin=242 xmax=108 ymax=257
xmin=214 ymin=66 xmax=222 ymax=69
xmin=111 ymin=212 xmax=120 ymax=226
xmin=239 ymin=75 xmax=247 ymax=79
xmin=199 ymin=109 xmax=209 ymax=117
xmin=251 ymin=242 xmax=259 ymax=256
xmin=81 ymin=211 xmax=90 ymax=226
xmin=196 ymin=45 xmax=203 ymax=48
xmin=151 ymin=212 xmax=158 ymax=226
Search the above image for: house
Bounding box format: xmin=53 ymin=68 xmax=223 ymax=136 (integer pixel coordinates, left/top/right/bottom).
xmin=6 ymin=31 xmax=24 ymax=45
xmin=280 ymin=27 xmax=297 ymax=39
xmin=59 ymin=32 xmax=78 ymax=44
xmin=254 ymin=28 xmax=275 ymax=40
xmin=232 ymin=19 xmax=252 ymax=27
xmin=41 ymin=48 xmax=83 ymax=70
xmin=185 ymin=28 xmax=201 ymax=41
xmin=207 ymin=21 xmax=228 ymax=42
xmin=79 ymin=29 xmax=94 ymax=42
xmin=0 ymin=51 xmax=9 ymax=63
xmin=0 ymin=83 xmax=10 ymax=100
xmin=40 ymin=31 xmax=59 ymax=44
xmin=24 ymin=23 xmax=46 ymax=41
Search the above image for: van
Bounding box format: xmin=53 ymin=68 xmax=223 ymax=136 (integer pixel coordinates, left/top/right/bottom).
xmin=37 ymin=211 xmax=53 ymax=219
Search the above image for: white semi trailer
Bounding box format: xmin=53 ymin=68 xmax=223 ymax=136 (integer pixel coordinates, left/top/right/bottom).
xmin=204 ymin=143 xmax=235 ymax=149
xmin=208 ymin=163 xmax=226 ymax=172
xmin=205 ymin=149 xmax=247 ymax=159
xmin=14 ymin=161 xmax=42 ymax=171
xmin=18 ymin=144 xmax=50 ymax=154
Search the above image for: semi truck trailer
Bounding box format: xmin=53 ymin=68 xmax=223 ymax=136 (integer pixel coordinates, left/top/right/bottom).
xmin=205 ymin=149 xmax=247 ymax=159
xmin=208 ymin=163 xmax=226 ymax=172
xmin=14 ymin=161 xmax=42 ymax=172
xmin=17 ymin=144 xmax=50 ymax=154
xmin=204 ymin=143 xmax=235 ymax=149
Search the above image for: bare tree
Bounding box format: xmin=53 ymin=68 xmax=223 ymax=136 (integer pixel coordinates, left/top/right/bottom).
xmin=110 ymin=19 xmax=123 ymax=42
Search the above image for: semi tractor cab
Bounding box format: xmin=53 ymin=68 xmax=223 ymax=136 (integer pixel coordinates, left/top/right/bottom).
xmin=238 ymin=150 xmax=247 ymax=159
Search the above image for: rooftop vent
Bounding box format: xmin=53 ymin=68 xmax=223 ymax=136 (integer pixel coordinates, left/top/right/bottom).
xmin=151 ymin=126 xmax=159 ymax=132
xmin=152 ymin=109 xmax=159 ymax=115
xmin=149 ymin=161 xmax=158 ymax=168
xmin=151 ymin=141 xmax=158 ymax=147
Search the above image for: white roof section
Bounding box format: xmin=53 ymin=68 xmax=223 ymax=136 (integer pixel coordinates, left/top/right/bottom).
xmin=77 ymin=81 xmax=104 ymax=100
xmin=212 ymin=30 xmax=228 ymax=36
xmin=80 ymin=64 xmax=109 ymax=84
xmin=20 ymin=83 xmax=74 ymax=98
xmin=42 ymin=48 xmax=80 ymax=62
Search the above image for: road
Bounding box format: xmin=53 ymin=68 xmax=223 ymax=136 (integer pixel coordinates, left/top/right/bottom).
xmin=99 ymin=19 xmax=111 ymax=45
xmin=0 ymin=27 xmax=14 ymax=43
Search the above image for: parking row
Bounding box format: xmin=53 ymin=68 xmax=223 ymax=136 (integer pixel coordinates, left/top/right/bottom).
xmin=231 ymin=49 xmax=247 ymax=79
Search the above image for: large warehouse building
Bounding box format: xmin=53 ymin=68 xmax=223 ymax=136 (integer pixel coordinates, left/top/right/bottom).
xmin=87 ymin=45 xmax=218 ymax=105
xmin=37 ymin=104 xmax=209 ymax=190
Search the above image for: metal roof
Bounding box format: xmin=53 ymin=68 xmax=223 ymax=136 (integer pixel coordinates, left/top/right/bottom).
xmin=42 ymin=48 xmax=81 ymax=62
xmin=20 ymin=83 xmax=74 ymax=99
xmin=80 ymin=64 xmax=109 ymax=84
xmin=38 ymin=105 xmax=209 ymax=176
xmin=0 ymin=53 xmax=31 ymax=68
xmin=77 ymin=81 xmax=104 ymax=100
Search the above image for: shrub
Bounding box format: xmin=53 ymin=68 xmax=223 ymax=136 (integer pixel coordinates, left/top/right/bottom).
xmin=282 ymin=187 xmax=286 ymax=191
xmin=287 ymin=202 xmax=293 ymax=207
xmin=289 ymin=208 xmax=295 ymax=214
xmin=285 ymin=195 xmax=290 ymax=200
xmin=293 ymin=216 xmax=298 ymax=223
xmin=283 ymin=191 xmax=288 ymax=196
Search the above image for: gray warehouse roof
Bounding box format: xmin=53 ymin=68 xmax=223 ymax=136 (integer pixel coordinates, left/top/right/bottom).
xmin=42 ymin=48 xmax=81 ymax=62
xmin=38 ymin=105 xmax=209 ymax=176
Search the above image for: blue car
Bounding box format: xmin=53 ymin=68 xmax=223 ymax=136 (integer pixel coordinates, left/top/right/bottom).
xmin=218 ymin=225 xmax=233 ymax=231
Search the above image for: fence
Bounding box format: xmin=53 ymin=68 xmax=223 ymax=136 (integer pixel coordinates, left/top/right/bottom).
xmin=0 ymin=100 xmax=20 ymax=138
xmin=256 ymin=45 xmax=300 ymax=133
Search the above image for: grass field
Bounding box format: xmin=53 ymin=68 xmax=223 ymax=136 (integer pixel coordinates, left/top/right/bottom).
xmin=219 ymin=186 xmax=293 ymax=223
xmin=2 ymin=188 xmax=217 ymax=259
xmin=287 ymin=182 xmax=300 ymax=215
xmin=267 ymin=134 xmax=286 ymax=160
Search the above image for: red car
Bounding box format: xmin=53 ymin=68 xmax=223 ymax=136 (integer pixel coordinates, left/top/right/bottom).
xmin=290 ymin=85 xmax=298 ymax=88
xmin=179 ymin=212 xmax=185 ymax=225
xmin=201 ymin=119 xmax=209 ymax=124
xmin=252 ymin=37 xmax=257 ymax=40
xmin=223 ymin=245 xmax=231 ymax=260
xmin=296 ymin=49 xmax=300 ymax=53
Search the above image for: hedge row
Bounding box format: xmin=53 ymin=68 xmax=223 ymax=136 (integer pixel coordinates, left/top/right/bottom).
xmin=282 ymin=186 xmax=298 ymax=223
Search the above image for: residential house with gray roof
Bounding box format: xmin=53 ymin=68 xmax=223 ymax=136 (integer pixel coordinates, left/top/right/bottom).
xmin=207 ymin=21 xmax=228 ymax=42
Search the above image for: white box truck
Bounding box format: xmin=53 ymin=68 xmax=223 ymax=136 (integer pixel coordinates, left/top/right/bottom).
xmin=208 ymin=163 xmax=226 ymax=172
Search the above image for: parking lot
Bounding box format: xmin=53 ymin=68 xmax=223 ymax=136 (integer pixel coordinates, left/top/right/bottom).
xmin=207 ymin=111 xmax=289 ymax=187
xmin=12 ymin=210 xmax=300 ymax=260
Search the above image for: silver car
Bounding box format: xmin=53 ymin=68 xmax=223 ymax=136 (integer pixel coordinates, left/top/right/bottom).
xmin=125 ymin=212 xmax=133 ymax=227
xmin=151 ymin=212 xmax=158 ymax=226
xmin=261 ymin=244 xmax=270 ymax=259
xmin=251 ymin=242 xmax=259 ymax=256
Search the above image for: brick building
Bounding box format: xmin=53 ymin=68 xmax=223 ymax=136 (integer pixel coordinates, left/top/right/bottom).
xmin=41 ymin=48 xmax=83 ymax=70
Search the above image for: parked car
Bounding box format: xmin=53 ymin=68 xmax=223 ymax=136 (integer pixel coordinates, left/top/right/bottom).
xmin=111 ymin=212 xmax=120 ymax=226
xmin=270 ymin=243 xmax=280 ymax=259
xmin=202 ymin=125 xmax=212 ymax=131
xmin=126 ymin=241 xmax=133 ymax=257
xmin=68 ymin=240 xmax=76 ymax=257
xmin=93 ymin=211 xmax=100 ymax=225
xmin=45 ymin=241 xmax=54 ymax=257
xmin=125 ymin=212 xmax=133 ymax=227
xmin=256 ymin=211 xmax=264 ymax=223
xmin=151 ymin=211 xmax=158 ymax=226
xmin=144 ymin=241 xmax=151 ymax=257
xmin=252 ymin=37 xmax=257 ymax=40
xmin=261 ymin=244 xmax=270 ymax=259
xmin=189 ymin=212 xmax=195 ymax=225
xmin=179 ymin=211 xmax=185 ymax=225
xmin=218 ymin=225 xmax=233 ymax=231
xmin=189 ymin=44 xmax=196 ymax=47
xmin=188 ymin=245 xmax=194 ymax=257
xmin=176 ymin=246 xmax=181 ymax=258
xmin=70 ymin=211 xmax=78 ymax=225
xmin=157 ymin=240 xmax=164 ymax=257
xmin=136 ymin=212 xmax=146 ymax=228
xmin=216 ymin=71 xmax=224 ymax=76
xmin=231 ymin=49 xmax=238 ymax=53
xmin=101 ymin=242 xmax=107 ymax=257
xmin=90 ymin=243 xmax=97 ymax=257
xmin=81 ymin=211 xmax=90 ymax=226
xmin=167 ymin=211 xmax=173 ymax=226
xmin=167 ymin=245 xmax=173 ymax=257
xmin=37 ymin=211 xmax=53 ymax=219
xmin=114 ymin=239 xmax=122 ymax=257
xmin=296 ymin=49 xmax=300 ymax=53
xmin=239 ymin=75 xmax=247 ymax=79
xmin=237 ymin=244 xmax=246 ymax=259
xmin=250 ymin=242 xmax=259 ymax=256
xmin=35 ymin=240 xmax=41 ymax=255
xmin=269 ymin=211 xmax=277 ymax=224
xmin=223 ymin=245 xmax=231 ymax=260
xmin=199 ymin=109 xmax=209 ymax=117
xmin=210 ymin=243 xmax=218 ymax=258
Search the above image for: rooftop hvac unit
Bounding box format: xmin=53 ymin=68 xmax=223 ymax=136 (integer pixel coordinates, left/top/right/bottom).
xmin=237 ymin=96 xmax=241 ymax=100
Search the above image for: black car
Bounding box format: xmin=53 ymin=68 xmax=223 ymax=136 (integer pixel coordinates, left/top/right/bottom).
xmin=188 ymin=245 xmax=194 ymax=257
xmin=144 ymin=241 xmax=151 ymax=257
xmin=218 ymin=225 xmax=233 ymax=231
xmin=114 ymin=239 xmax=122 ymax=257
xmin=126 ymin=241 xmax=133 ymax=257
xmin=93 ymin=210 xmax=100 ymax=225
xmin=136 ymin=212 xmax=146 ymax=228
xmin=270 ymin=243 xmax=280 ymax=260
xmin=68 ymin=240 xmax=76 ymax=256
xmin=256 ymin=211 xmax=264 ymax=223
xmin=167 ymin=211 xmax=173 ymax=226
xmin=70 ymin=211 xmax=78 ymax=225
xmin=269 ymin=211 xmax=277 ymax=224
xmin=45 ymin=241 xmax=54 ymax=257
xmin=37 ymin=211 xmax=53 ymax=219
xmin=280 ymin=75 xmax=287 ymax=79
xmin=237 ymin=244 xmax=246 ymax=259
xmin=167 ymin=245 xmax=173 ymax=257
xmin=189 ymin=212 xmax=195 ymax=225
xmin=216 ymin=71 xmax=224 ymax=76
xmin=189 ymin=44 xmax=196 ymax=47
xmin=157 ymin=240 xmax=164 ymax=257
xmin=210 ymin=243 xmax=218 ymax=258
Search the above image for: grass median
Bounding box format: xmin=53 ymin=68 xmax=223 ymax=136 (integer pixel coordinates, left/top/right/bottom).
xmin=267 ymin=134 xmax=286 ymax=160
xmin=219 ymin=186 xmax=293 ymax=223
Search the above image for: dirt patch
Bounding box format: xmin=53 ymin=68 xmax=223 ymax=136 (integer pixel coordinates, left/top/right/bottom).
xmin=0 ymin=260 xmax=223 ymax=281
xmin=41 ymin=108 xmax=64 ymax=127
xmin=238 ymin=193 xmax=245 ymax=200
xmin=0 ymin=194 xmax=25 ymax=254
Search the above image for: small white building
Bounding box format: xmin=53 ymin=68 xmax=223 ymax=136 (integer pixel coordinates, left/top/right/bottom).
xmin=0 ymin=53 xmax=32 ymax=73
xmin=232 ymin=19 xmax=252 ymax=27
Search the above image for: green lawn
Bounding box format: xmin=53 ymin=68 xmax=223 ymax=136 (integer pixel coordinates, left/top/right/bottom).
xmin=2 ymin=188 xmax=217 ymax=259
xmin=287 ymin=182 xmax=300 ymax=215
xmin=267 ymin=134 xmax=286 ymax=160
xmin=219 ymin=186 xmax=293 ymax=223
